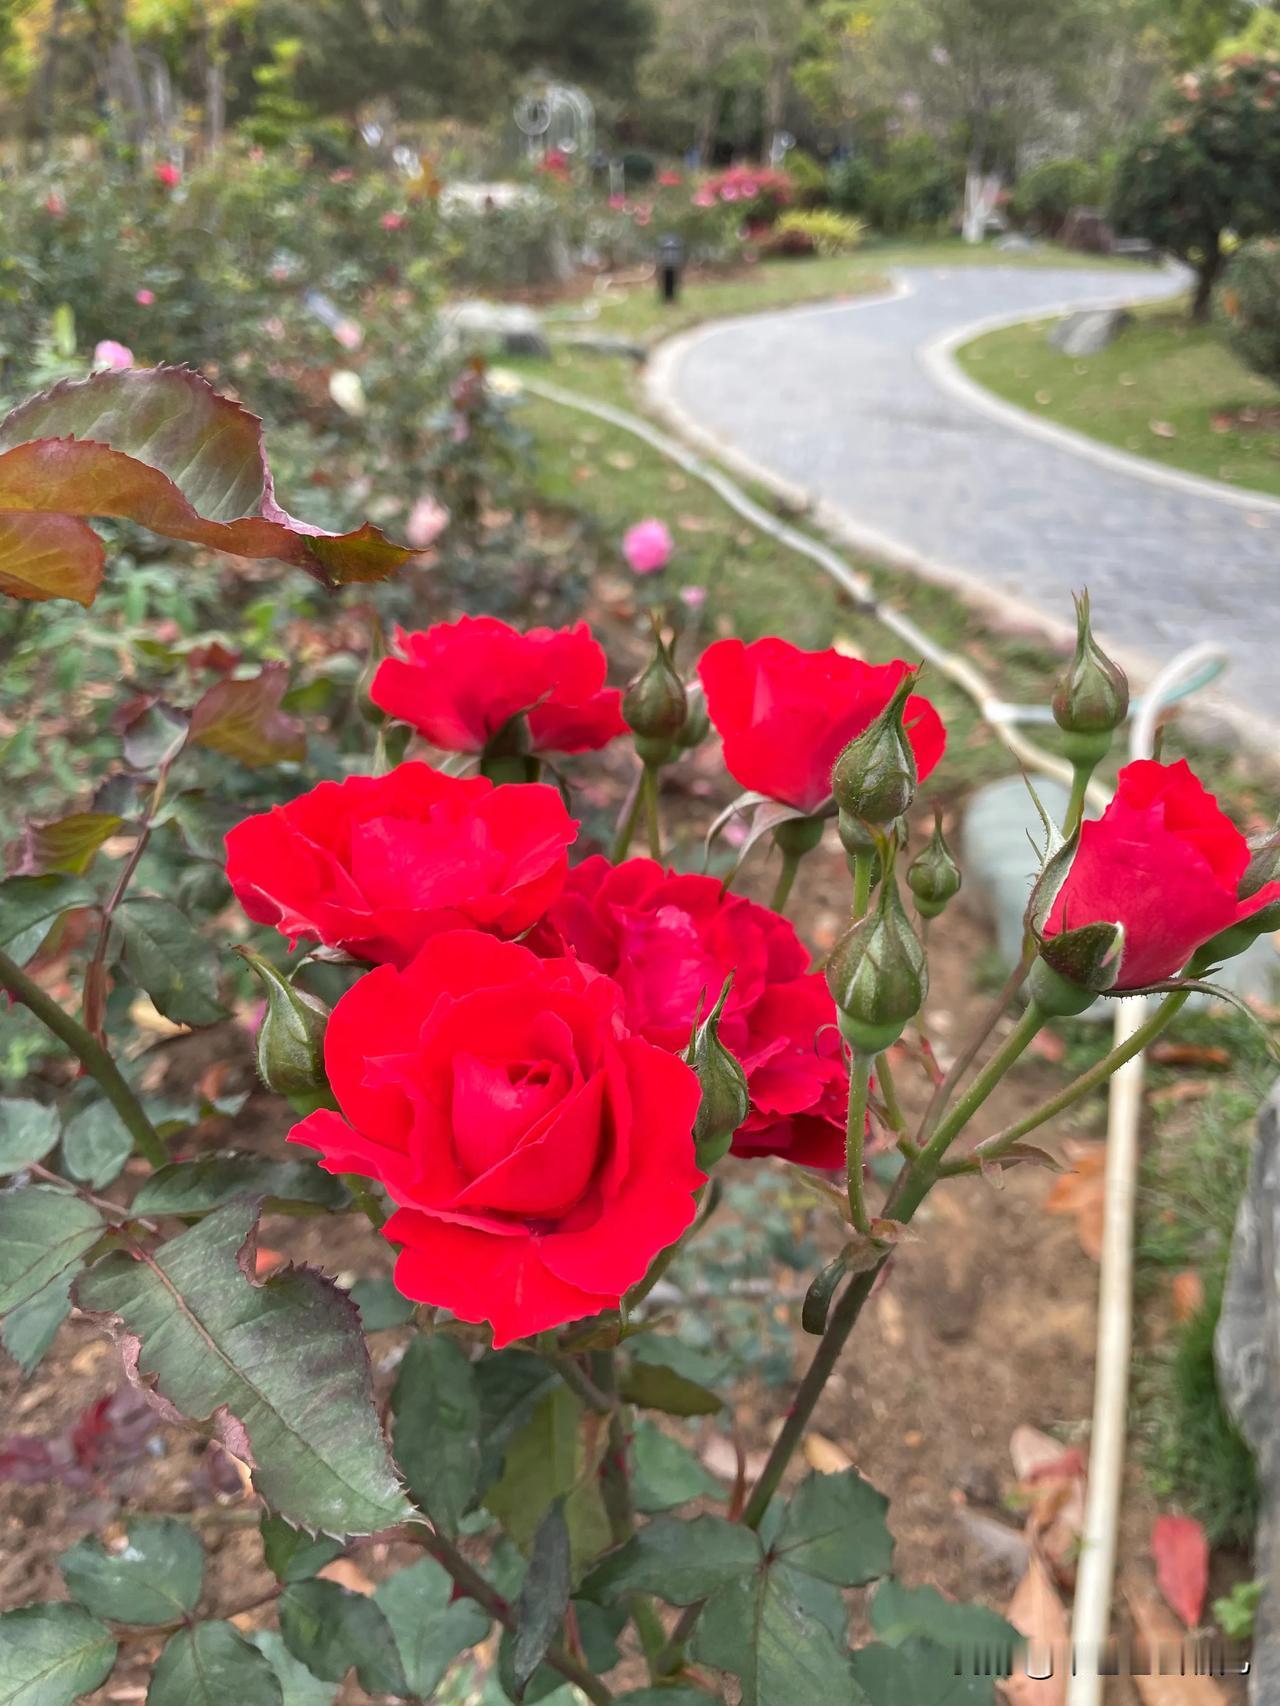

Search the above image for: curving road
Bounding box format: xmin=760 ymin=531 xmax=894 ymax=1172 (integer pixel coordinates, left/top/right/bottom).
xmin=648 ymin=265 xmax=1280 ymax=725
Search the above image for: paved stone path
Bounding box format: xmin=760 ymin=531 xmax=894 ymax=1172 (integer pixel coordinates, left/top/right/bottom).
xmin=652 ymin=265 xmax=1280 ymax=724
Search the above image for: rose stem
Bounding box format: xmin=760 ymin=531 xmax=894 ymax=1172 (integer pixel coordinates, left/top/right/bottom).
xmin=611 ymin=769 xmax=645 ymax=863
xmin=0 ymin=947 xmax=166 ymax=1169
xmin=915 ymin=943 xmax=1034 ymax=1144
xmin=591 ymin=1349 xmax=667 ymax=1675
xmin=641 ymin=763 xmax=663 ymax=861
xmin=851 ymin=847 xmax=875 ymax=919
xmin=875 ymin=1049 xmax=907 ymax=1136
xmin=769 ymin=850 xmax=801 ymax=914
xmin=540 ymin=1348 xmax=614 ymax=1415
xmin=845 ymin=1053 xmax=874 ymax=1234
xmin=407 ymin=1521 xmax=615 ymax=1705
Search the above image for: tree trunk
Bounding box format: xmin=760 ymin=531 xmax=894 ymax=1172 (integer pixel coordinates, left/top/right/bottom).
xmin=1191 ymin=237 xmax=1222 ymax=324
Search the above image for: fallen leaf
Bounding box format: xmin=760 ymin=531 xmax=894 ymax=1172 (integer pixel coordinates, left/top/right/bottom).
xmin=1148 ymin=1080 xmax=1213 ymax=1108
xmin=1150 ymin=421 xmax=1177 ymax=438
xmin=318 ymin=1557 xmax=376 ymax=1594
xmin=1001 ymin=1555 xmax=1068 ymax=1705
xmin=1152 ymin=1514 xmax=1209 ymax=1628
xmin=1043 ymin=1142 xmax=1106 ymax=1260
xmin=1171 ymin=1270 xmax=1204 ymax=1323
xmin=1029 ymin=1029 xmax=1067 ymax=1064
xmin=1124 ymin=1582 xmax=1227 ymax=1705
xmin=1148 ymin=1042 xmax=1231 ymax=1071
xmin=803 ymin=1433 xmax=853 ymax=1474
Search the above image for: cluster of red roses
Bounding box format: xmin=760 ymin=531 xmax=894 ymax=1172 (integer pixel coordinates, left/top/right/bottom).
xmin=225 ymin=613 xmax=1280 ymax=1346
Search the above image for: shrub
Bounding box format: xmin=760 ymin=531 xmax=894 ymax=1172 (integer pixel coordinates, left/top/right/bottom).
xmin=771 ymin=209 xmax=866 ymax=256
xmin=828 ymin=136 xmax=954 ymax=235
xmin=1010 ymin=156 xmax=1099 ymax=235
xmin=826 ymin=153 xmax=873 ymax=215
xmin=698 ymin=164 xmax=793 ymax=226
xmin=784 ymin=147 xmax=829 ymax=207
xmin=1218 ymin=237 xmax=1280 ymax=386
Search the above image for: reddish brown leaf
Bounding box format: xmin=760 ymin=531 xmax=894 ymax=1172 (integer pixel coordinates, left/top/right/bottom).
xmin=1124 ymin=1582 xmax=1228 ymax=1705
xmin=1171 ymin=1270 xmax=1204 ymax=1323
xmin=0 ymin=511 xmax=104 ymax=604
xmin=1148 ymin=1042 xmax=1231 ymax=1071
xmin=1152 ymin=1514 xmax=1209 ymax=1628
xmin=1002 ymin=1554 xmax=1068 ymax=1705
xmin=189 ymin=664 xmax=306 ymax=767
xmin=1043 ymin=1141 xmax=1106 ymax=1261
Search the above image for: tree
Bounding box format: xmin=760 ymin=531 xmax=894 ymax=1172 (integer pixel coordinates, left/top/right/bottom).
xmin=1112 ymin=53 xmax=1280 ymax=319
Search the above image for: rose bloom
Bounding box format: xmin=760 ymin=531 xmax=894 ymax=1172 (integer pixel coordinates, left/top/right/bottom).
xmin=622 ymin=517 xmax=674 ymax=575
xmin=92 ymin=340 xmax=134 ymax=371
xmin=154 ymin=162 xmax=181 ymax=189
xmin=224 ymin=761 xmax=577 ymax=967
xmin=692 ymin=187 xmax=717 ymax=208
xmin=44 ymin=191 xmax=66 ymax=217
xmin=380 ymin=210 xmax=406 ymax=231
xmin=1044 ymin=759 xmax=1280 ymax=990
xmin=533 ymin=856 xmax=849 ymax=1166
xmin=370 ymin=616 xmax=626 ymax=756
xmin=289 ymin=932 xmax=704 ymax=1345
xmin=658 ymin=169 xmax=684 ymax=187
xmin=135 ymin=288 xmax=155 ymax=307
xmin=699 ymin=637 xmax=946 ymax=815
xmin=404 ymin=494 xmax=449 ymax=550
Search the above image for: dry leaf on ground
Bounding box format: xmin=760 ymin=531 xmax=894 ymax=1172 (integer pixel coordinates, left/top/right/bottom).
xmin=803 ymin=1433 xmax=853 ymax=1474
xmin=1151 ymin=1514 xmax=1209 ymax=1629
xmin=1171 ymin=1271 xmax=1204 ymax=1323
xmin=1124 ymin=1582 xmax=1228 ymax=1706
xmin=1043 ymin=1141 xmax=1106 ymax=1261
xmin=1000 ymin=1554 xmax=1068 ymax=1706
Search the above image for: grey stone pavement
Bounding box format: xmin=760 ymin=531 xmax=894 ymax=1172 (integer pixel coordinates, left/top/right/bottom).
xmin=655 ymin=265 xmax=1280 ymax=726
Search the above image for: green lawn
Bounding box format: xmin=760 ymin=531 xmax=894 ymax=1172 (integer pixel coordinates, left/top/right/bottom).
xmin=956 ymin=300 xmax=1280 ymax=500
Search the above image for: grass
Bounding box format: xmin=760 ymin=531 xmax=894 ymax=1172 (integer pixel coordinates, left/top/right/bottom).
xmin=955 ymin=299 xmax=1280 ymax=500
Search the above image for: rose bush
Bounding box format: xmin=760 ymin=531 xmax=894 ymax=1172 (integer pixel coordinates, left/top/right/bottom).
xmin=289 ymin=931 xmax=705 ymax=1346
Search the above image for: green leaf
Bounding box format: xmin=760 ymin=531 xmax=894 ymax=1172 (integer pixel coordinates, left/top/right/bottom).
xmin=149 ymin=1623 xmax=283 ymax=1706
xmin=22 ymin=813 xmax=122 ymax=876
xmin=58 ymin=1516 xmax=204 ymax=1624
xmin=614 ymin=1693 xmax=720 ymax=1705
xmin=61 ymin=1102 xmax=131 ymax=1190
xmin=0 ymin=1603 xmax=116 ymax=1706
xmin=189 ymin=666 xmax=306 ymax=767
xmin=259 ymin=1516 xmax=343 ymax=1585
xmin=277 ymin=1581 xmax=407 ymax=1695
xmin=0 ymin=365 xmax=413 ymax=606
xmin=474 ymin=1349 xmax=559 ymax=1491
xmin=869 ymin=1581 xmax=1018 ymax=1656
xmin=246 ymin=1634 xmax=335 ymax=1706
xmin=497 ymin=1599 xmax=623 ymax=1706
xmin=391 ymin=1334 xmax=481 ymax=1534
xmin=774 ymin=1470 xmax=894 ymax=1586
xmin=121 ymin=702 xmax=189 ymax=774
xmin=631 ymin=1420 xmax=725 ymax=1513
xmin=850 ymin=1636 xmax=1000 ymax=1706
xmin=114 ymin=896 xmax=227 ymax=1026
xmin=0 ymin=1101 xmax=60 ymax=1176
xmin=1 ymin=1271 xmax=73 ymax=1375
xmin=691 ymin=1570 xmax=864 ymax=1706
xmin=348 ymin=1277 xmax=415 ymax=1330
xmin=513 ymin=1502 xmax=571 ymax=1697
xmin=75 ymin=1197 xmax=410 ymax=1536
xmin=0 ymin=875 xmax=92 ymax=965
xmin=582 ymin=1515 xmax=761 ymax=1607
xmin=0 ymin=1187 xmax=103 ymax=1314
xmin=373 ymin=1556 xmax=490 ymax=1699
xmin=483 ymin=1388 xmax=609 ymax=1577
xmin=133 ymin=1156 xmax=349 ymax=1216
xmin=621 ymin=1338 xmax=723 ymax=1416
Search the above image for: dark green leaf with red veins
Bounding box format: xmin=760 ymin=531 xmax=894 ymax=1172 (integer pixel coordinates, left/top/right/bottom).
xmin=61 ymin=1102 xmax=132 ymax=1190
xmin=0 ymin=1603 xmax=117 ymax=1706
xmin=391 ymin=1334 xmax=481 ymax=1535
xmin=0 ymin=874 xmax=94 ymax=966
xmin=582 ymin=1514 xmax=762 ymax=1606
xmin=512 ymin=1501 xmax=572 ymax=1697
xmin=0 ymin=365 xmax=413 ymax=606
xmin=277 ymin=1582 xmax=407 ymax=1695
xmin=149 ymin=1623 xmax=283 ymax=1706
xmin=113 ymin=895 xmax=227 ymax=1027
xmin=691 ymin=1569 xmax=865 ymax=1706
xmin=0 ymin=1187 xmax=104 ymax=1314
xmin=20 ymin=813 xmax=123 ymax=876
xmin=773 ymin=1469 xmax=894 ymax=1586
xmin=189 ymin=666 xmax=307 ymax=767
xmin=58 ymin=1517 xmax=204 ymax=1625
xmin=247 ymin=1633 xmax=336 ymax=1706
xmin=2 ymin=1271 xmax=74 ymax=1376
xmin=120 ymin=701 xmax=190 ymax=774
xmin=74 ymin=1197 xmax=411 ymax=1536
xmin=373 ymin=1557 xmax=490 ymax=1700
xmin=0 ymin=1100 xmax=61 ymax=1176
xmin=850 ymin=1636 xmax=1000 ymax=1706
xmin=134 ymin=1157 xmax=348 ymax=1217
xmin=259 ymin=1515 xmax=343 ymax=1585
xmin=631 ymin=1418 xmax=726 ymax=1513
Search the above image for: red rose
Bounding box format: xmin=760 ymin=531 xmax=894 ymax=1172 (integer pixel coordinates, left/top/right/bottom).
xmin=1044 ymin=759 xmax=1280 ymax=989
xmin=289 ymin=932 xmax=704 ymax=1345
xmin=370 ymin=617 xmax=626 ymax=756
xmin=698 ymin=637 xmax=946 ymax=814
xmin=534 ymin=856 xmax=849 ymax=1167
xmin=224 ymin=761 xmax=576 ymax=967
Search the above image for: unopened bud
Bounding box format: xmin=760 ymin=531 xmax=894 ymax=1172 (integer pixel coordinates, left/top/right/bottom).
xmin=480 ymin=713 xmax=538 ymax=783
xmin=907 ymin=816 xmax=962 ymax=919
xmin=624 ymin=630 xmax=687 ymax=767
xmin=675 ymin=681 xmax=711 ymax=751
xmin=241 ymin=952 xmax=329 ymax=1096
xmin=1199 ymin=821 xmax=1280 ymax=963
xmin=685 ymin=978 xmax=750 ymax=1168
xmin=825 ymin=872 xmax=927 ymax=1054
xmin=1052 ymin=590 xmax=1129 ymax=762
xmin=1241 ymin=820 xmax=1280 ymax=900
xmin=831 ymin=674 xmax=918 ymax=825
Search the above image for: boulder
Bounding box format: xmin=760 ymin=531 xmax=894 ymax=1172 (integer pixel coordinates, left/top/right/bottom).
xmin=1048 ymin=308 xmax=1133 ymax=358
xmin=1217 ymin=1084 xmax=1280 ymax=1702
xmin=441 ymin=301 xmax=551 ymax=360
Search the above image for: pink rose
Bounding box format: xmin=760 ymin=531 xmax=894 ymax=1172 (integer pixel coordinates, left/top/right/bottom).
xmin=135 ymin=288 xmax=155 ymax=307
xmin=381 ymin=211 xmax=406 ymax=231
xmin=405 ymin=495 xmax=450 ymax=550
xmin=622 ymin=518 xmax=674 ymax=575
xmin=92 ymin=340 xmax=134 ymax=372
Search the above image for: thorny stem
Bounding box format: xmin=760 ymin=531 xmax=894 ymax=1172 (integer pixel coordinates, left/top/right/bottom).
xmin=874 ymin=1049 xmax=907 ymax=1137
xmin=915 ymin=944 xmax=1034 ymax=1144
xmin=642 ymin=763 xmax=663 ymax=861
xmin=408 ymin=1522 xmax=615 ymax=1705
xmin=851 ymin=847 xmax=875 ymax=920
xmin=906 ymin=1001 xmax=1046 ymax=1182
xmin=845 ymin=1053 xmax=874 ymax=1234
xmin=542 ymin=1348 xmax=615 ymax=1416
xmin=611 ymin=769 xmax=645 ymax=863
xmin=83 ymin=760 xmax=175 ymax=1042
xmin=342 ymin=1173 xmax=386 ymax=1229
xmin=770 ymin=850 xmax=801 ymax=915
xmin=1064 ymin=762 xmax=1093 ymax=838
xmin=592 ymin=1349 xmax=666 ymax=1675
xmin=0 ymin=947 xmax=167 ymax=1169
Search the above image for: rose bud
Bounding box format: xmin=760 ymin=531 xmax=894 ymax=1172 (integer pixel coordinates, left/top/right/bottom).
xmin=1199 ymin=819 xmax=1280 ymax=964
xmin=674 ymin=680 xmax=711 ymax=751
xmin=623 ymin=629 xmax=687 ymax=766
xmin=240 ymin=952 xmax=329 ymax=1097
xmin=825 ymin=871 xmax=928 ymax=1054
xmin=908 ymin=816 xmax=962 ymax=919
xmin=831 ymin=672 xmax=918 ymax=826
xmin=685 ymin=976 xmax=750 ymax=1169
xmin=1052 ymin=590 xmax=1129 ymax=762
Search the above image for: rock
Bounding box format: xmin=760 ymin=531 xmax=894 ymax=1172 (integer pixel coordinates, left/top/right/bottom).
xmin=996 ymin=234 xmax=1039 ymax=253
xmin=441 ymin=301 xmax=551 ymax=360
xmin=1216 ymin=1082 xmax=1280 ymax=1703
xmin=1060 ymin=206 xmax=1114 ymax=254
xmin=1048 ymin=308 xmax=1133 ymax=358
xmin=566 ymin=334 xmax=648 ymax=363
